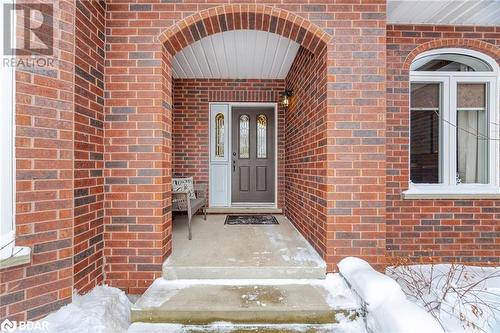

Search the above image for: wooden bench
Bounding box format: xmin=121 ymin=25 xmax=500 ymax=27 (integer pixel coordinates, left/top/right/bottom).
xmin=172 ymin=183 xmax=207 ymax=240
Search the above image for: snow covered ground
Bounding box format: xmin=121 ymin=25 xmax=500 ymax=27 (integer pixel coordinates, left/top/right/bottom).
xmin=387 ymin=264 xmax=500 ymax=333
xmin=10 ymin=286 xmax=131 ymax=333
xmin=338 ymin=257 xmax=444 ymax=333
xmin=5 ymin=260 xmax=498 ymax=333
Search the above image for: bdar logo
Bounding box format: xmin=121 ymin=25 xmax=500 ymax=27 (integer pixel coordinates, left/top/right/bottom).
xmin=0 ymin=318 xmax=17 ymax=332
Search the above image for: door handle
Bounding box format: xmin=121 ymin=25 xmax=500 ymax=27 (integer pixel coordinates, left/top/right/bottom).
xmin=232 ymin=160 xmax=236 ymax=172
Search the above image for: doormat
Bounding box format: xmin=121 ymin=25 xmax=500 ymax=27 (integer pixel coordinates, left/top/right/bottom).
xmin=224 ymin=215 xmax=279 ymax=225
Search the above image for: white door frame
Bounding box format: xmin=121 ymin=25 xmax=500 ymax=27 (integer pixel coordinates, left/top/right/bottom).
xmin=209 ymin=102 xmax=278 ymax=208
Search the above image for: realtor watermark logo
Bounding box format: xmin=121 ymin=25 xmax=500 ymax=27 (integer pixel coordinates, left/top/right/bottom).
xmin=2 ymin=1 xmax=54 ymax=68
xmin=0 ymin=319 xmax=15 ymax=332
xmin=0 ymin=318 xmax=49 ymax=332
xmin=3 ymin=2 xmax=53 ymax=55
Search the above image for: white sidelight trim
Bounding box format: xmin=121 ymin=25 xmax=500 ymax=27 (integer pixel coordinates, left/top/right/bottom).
xmin=209 ymin=104 xmax=230 ymax=207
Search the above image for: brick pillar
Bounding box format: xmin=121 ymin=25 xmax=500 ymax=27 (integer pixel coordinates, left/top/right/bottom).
xmin=325 ymin=0 xmax=387 ymax=271
xmin=104 ymin=41 xmax=172 ymax=294
xmin=73 ymin=0 xmax=106 ymax=294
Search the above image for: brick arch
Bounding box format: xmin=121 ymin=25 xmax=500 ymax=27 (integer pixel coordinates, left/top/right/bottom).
xmin=403 ymin=38 xmax=500 ymax=70
xmin=159 ymin=4 xmax=331 ymax=56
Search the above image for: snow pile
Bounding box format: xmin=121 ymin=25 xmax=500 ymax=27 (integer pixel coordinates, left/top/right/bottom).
xmin=338 ymin=257 xmax=406 ymax=309
xmin=367 ymin=298 xmax=444 ymax=333
xmin=17 ymin=285 xmax=132 ymax=333
xmin=338 ymin=257 xmax=443 ymax=333
xmin=388 ymin=264 xmax=500 ymax=333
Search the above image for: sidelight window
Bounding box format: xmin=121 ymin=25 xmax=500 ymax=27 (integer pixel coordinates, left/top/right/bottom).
xmin=215 ymin=113 xmax=224 ymax=158
xmin=256 ymin=114 xmax=267 ymax=159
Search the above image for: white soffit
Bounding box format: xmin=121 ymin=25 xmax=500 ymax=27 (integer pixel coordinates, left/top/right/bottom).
xmin=172 ymin=29 xmax=301 ymax=79
xmin=388 ymin=0 xmax=500 ymax=26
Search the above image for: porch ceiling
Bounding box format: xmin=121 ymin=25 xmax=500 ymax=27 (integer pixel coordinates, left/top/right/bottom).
xmin=387 ymin=0 xmax=500 ymax=26
xmin=172 ymin=30 xmax=300 ymax=79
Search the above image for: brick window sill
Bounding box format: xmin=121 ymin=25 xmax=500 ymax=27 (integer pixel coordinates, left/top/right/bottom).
xmin=0 ymin=246 xmax=31 ymax=269
xmin=403 ymin=185 xmax=500 ymax=200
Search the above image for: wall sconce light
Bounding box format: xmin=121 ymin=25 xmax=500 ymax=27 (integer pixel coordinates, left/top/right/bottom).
xmin=281 ymin=89 xmax=293 ymax=109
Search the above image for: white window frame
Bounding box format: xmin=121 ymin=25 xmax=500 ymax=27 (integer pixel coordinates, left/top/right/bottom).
xmin=404 ymin=48 xmax=500 ymax=199
xmin=0 ymin=0 xmax=16 ymax=260
xmin=0 ymin=0 xmax=30 ymax=266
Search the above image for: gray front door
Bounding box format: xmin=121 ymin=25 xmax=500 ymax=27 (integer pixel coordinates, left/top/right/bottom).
xmin=231 ymin=107 xmax=275 ymax=203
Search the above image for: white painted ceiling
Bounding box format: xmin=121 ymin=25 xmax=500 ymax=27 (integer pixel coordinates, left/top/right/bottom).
xmin=387 ymin=0 xmax=500 ymax=26
xmin=172 ymin=30 xmax=300 ymax=79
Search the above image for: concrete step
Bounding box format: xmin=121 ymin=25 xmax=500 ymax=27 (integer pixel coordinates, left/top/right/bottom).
xmin=164 ymin=215 xmax=326 ymax=280
xmin=128 ymin=322 xmax=365 ymax=332
xmin=131 ymin=276 xmax=360 ymax=325
xmin=163 ymin=264 xmax=326 ymax=280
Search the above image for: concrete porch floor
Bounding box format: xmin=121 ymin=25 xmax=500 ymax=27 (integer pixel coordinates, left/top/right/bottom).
xmin=163 ymin=214 xmax=326 ymax=279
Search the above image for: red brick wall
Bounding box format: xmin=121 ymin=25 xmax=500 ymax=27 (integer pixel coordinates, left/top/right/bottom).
xmin=325 ymin=2 xmax=387 ymax=271
xmin=69 ymin=0 xmax=388 ymax=292
xmin=1 ymin=0 xmax=75 ymax=321
xmin=285 ymin=46 xmax=329 ymax=257
xmin=103 ymin=2 xmax=335 ymax=292
xmin=386 ymin=24 xmax=500 ymax=265
xmin=73 ymin=0 xmax=106 ymax=293
xmin=104 ymin=3 xmax=172 ymax=295
xmin=172 ymin=79 xmax=285 ymax=208
xmin=3 ymin=0 xmax=389 ymax=320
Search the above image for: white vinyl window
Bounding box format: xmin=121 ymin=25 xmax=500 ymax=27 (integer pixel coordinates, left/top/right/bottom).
xmin=0 ymin=0 xmax=16 ymax=260
xmin=405 ymin=49 xmax=500 ymax=199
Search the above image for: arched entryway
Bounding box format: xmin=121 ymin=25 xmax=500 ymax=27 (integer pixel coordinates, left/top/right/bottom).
xmin=104 ymin=3 xmax=388 ymax=292
xmin=158 ymin=5 xmax=330 ymax=56
xmin=159 ymin=4 xmax=331 ymax=278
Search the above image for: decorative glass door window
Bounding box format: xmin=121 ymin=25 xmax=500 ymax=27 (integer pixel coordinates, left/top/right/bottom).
xmin=215 ymin=113 xmax=225 ymax=158
xmin=408 ymin=49 xmax=499 ymax=195
xmin=256 ymin=114 xmax=267 ymax=159
xmin=239 ymin=115 xmax=250 ymax=158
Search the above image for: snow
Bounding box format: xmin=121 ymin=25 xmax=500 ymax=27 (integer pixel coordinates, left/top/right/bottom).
xmin=338 ymin=257 xmax=406 ymax=309
xmin=9 ymin=258 xmax=496 ymax=333
xmin=367 ymin=298 xmax=443 ymax=333
xmin=13 ymin=285 xmax=132 ymax=333
xmin=339 ymin=257 xmax=443 ymax=333
xmin=387 ymin=264 xmax=500 ymax=333
xmin=265 ymin=225 xmax=326 ymax=267
xmin=10 ymin=275 xmax=359 ymax=333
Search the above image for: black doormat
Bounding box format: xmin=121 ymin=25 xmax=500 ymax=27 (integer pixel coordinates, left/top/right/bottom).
xmin=224 ymin=215 xmax=279 ymax=225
